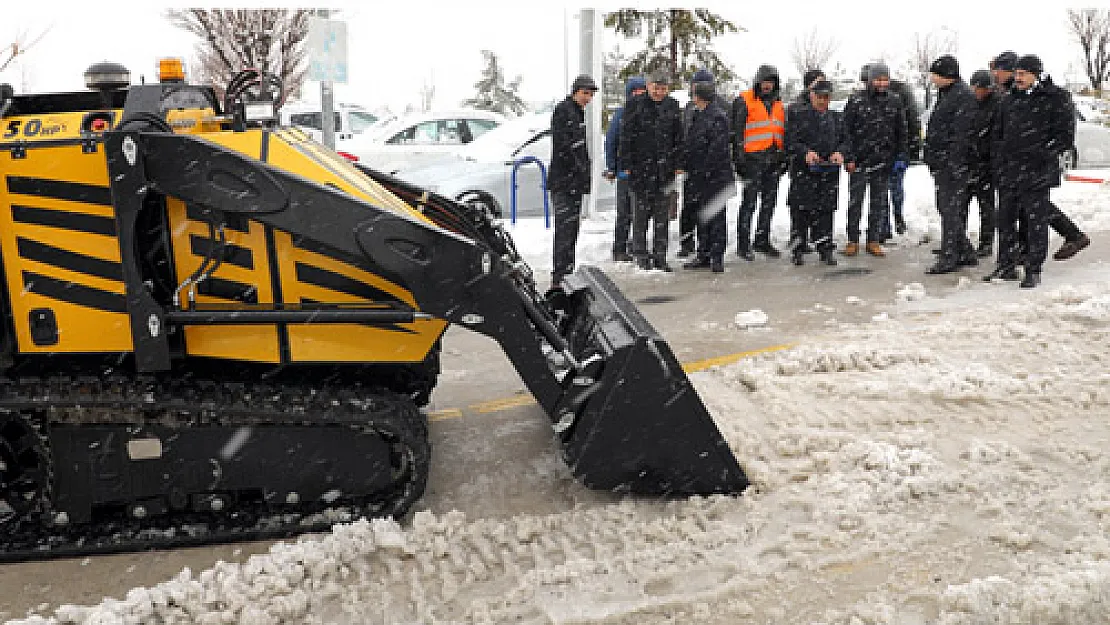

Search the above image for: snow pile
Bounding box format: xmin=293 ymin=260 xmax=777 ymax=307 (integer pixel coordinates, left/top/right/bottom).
xmin=733 ymin=309 xmax=769 ymax=329
xmin=15 ymin=273 xmax=1110 ymax=624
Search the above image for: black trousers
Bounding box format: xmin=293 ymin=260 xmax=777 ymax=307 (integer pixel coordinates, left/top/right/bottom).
xmin=738 ymin=160 xmax=780 ymax=248
xmin=631 ymin=191 xmax=670 ymax=260
xmin=847 ymin=166 xmax=890 ymax=243
xmin=790 ymin=172 xmax=838 ymax=253
xmin=551 ymin=190 xmax=583 ymax=281
xmin=963 ymin=176 xmax=996 ymax=248
xmin=998 ymin=187 xmax=1052 ymax=274
xmin=613 ymin=179 xmax=632 ymax=255
xmin=694 ymin=195 xmax=729 ymax=261
xmin=679 ymin=185 xmax=698 ymax=252
xmin=935 ymin=173 xmax=976 ymax=264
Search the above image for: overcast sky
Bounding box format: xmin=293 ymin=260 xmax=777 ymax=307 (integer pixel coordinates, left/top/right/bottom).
xmin=5 ymin=0 xmax=1110 ymax=113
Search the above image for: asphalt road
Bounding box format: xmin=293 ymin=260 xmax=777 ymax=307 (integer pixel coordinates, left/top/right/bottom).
xmin=1 ymin=234 xmax=1104 ymax=619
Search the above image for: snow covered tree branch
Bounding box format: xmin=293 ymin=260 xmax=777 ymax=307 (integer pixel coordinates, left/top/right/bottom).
xmin=1067 ymin=9 xmax=1110 ymax=93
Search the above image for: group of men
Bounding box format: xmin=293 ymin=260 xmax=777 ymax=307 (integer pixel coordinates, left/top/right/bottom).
xmin=547 ymin=49 xmax=1090 ymax=288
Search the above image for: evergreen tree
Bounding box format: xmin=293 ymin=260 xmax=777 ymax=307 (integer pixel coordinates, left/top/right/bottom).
xmin=462 ymin=50 xmax=527 ymax=115
xmin=604 ymin=9 xmax=741 ymax=87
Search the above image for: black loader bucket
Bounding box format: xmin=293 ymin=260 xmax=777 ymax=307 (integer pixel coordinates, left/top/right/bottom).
xmin=544 ymin=266 xmax=749 ymax=495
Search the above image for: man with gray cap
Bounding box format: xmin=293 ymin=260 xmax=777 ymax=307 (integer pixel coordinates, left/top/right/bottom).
xmin=923 ymin=54 xmax=977 ymax=274
xmin=842 ymin=61 xmax=907 ymax=257
xmin=966 ymin=69 xmax=1000 ymax=259
xmin=620 ymin=69 xmax=685 ymax=272
xmin=548 ymin=74 xmax=597 ymax=286
xmin=679 ymin=68 xmax=721 ymax=258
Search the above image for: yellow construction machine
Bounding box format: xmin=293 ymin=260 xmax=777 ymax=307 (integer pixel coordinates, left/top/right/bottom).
xmin=0 ymin=60 xmax=747 ymax=560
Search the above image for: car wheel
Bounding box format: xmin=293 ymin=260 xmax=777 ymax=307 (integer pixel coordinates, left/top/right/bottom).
xmin=458 ymin=191 xmax=502 ymax=219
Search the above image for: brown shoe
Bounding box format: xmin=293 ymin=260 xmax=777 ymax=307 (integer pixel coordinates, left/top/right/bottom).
xmin=843 ymin=242 xmax=859 ymax=256
xmin=1053 ymin=234 xmax=1090 ymax=260
xmin=866 ymin=241 xmax=885 ymax=257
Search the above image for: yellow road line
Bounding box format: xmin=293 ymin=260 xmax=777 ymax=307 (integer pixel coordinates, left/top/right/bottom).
xmin=681 ymin=343 xmax=796 ymax=373
xmin=427 ymin=342 xmax=797 ymax=421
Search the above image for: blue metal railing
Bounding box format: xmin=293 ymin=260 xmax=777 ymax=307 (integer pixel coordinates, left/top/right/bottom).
xmin=510 ymin=156 xmax=551 ymax=227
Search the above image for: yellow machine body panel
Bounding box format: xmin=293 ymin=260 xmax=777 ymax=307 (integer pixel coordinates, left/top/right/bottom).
xmin=0 ymin=138 xmax=133 ymax=354
xmin=166 ymin=128 xmax=447 ymax=365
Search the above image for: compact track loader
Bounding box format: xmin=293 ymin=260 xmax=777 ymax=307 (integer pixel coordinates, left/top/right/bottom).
xmin=0 ymin=62 xmax=747 ymax=561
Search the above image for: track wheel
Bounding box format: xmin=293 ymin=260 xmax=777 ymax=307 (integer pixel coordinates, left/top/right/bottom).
xmin=0 ymin=415 xmax=49 ymax=525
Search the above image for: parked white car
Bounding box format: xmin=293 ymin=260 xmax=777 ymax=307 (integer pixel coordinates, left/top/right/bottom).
xmin=396 ymin=113 xmax=613 ymax=219
xmin=279 ymin=102 xmax=385 ymax=153
xmin=343 ymin=109 xmax=507 ymax=174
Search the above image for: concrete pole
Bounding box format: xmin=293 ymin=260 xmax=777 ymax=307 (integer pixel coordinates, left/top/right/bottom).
xmin=579 ymin=9 xmax=603 ymax=219
xmin=319 ymin=9 xmax=336 ymax=150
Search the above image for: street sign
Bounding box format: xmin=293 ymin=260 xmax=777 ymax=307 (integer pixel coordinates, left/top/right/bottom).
xmin=307 ymin=17 xmax=348 ymax=84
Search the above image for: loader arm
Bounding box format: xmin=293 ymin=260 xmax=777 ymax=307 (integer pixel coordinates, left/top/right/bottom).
xmin=107 ymin=129 xmax=748 ymax=496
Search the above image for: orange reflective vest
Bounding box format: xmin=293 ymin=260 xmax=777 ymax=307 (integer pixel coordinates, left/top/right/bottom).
xmin=741 ymin=90 xmax=785 ymax=152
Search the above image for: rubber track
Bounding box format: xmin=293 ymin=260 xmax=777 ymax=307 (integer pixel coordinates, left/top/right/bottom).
xmin=0 ymin=374 xmax=430 ymax=563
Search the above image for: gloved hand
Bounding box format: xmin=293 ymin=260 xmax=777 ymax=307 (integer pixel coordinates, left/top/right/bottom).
xmin=892 ymin=159 xmax=908 ymax=174
xmin=616 ymin=170 xmax=630 ymax=181
xmin=773 ymin=151 xmax=788 ymax=177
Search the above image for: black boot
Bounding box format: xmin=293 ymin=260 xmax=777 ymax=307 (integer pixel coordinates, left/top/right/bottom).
xmin=652 ymin=256 xmax=674 ymax=272
xmin=737 ymin=244 xmax=754 ymax=261
xmin=683 ymin=256 xmax=712 ymax=270
xmin=983 ymin=265 xmax=1019 ymax=281
xmin=894 ymin=216 xmax=907 ymax=235
xmin=791 ymin=248 xmax=805 ymax=266
xmin=752 ymin=240 xmax=781 ymax=258
xmin=1020 ymin=271 xmax=1041 ymax=288
xmin=819 ymin=248 xmax=838 ymax=266
xmin=926 ymin=261 xmax=958 ymax=275
xmin=711 ymin=258 xmax=724 ymax=273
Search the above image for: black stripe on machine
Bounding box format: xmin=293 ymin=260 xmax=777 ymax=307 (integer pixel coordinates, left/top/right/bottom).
xmin=16 ymin=237 xmax=124 ymax=282
xmin=189 ymin=234 xmax=255 ymax=270
xmin=295 ymin=263 xmax=409 ymax=308
xmin=6 ymin=176 xmax=113 ymax=206
xmin=195 ymin=277 xmax=260 ymax=305
xmin=21 ymin=271 xmax=127 ymax=314
xmin=11 ymin=204 xmax=117 ymax=237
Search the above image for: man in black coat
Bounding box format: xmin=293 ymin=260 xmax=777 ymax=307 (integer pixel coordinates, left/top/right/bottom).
xmin=785 ymin=79 xmax=844 ymax=267
xmin=678 ymin=68 xmax=722 ymax=258
xmin=731 ymin=64 xmax=786 ymax=260
xmin=923 ymin=55 xmax=977 ymax=274
xmin=786 ymin=68 xmax=825 ymax=256
xmin=682 ymin=82 xmax=736 ymax=273
xmin=990 ymin=50 xmax=1090 ymax=265
xmin=547 ymin=74 xmax=598 ymax=285
xmin=987 ymin=55 xmax=1076 ymax=288
xmin=885 ymin=76 xmax=922 ymax=238
xmin=966 ymin=70 xmax=999 ymax=258
xmin=842 ymin=62 xmax=907 ymax=258
xmin=620 ymin=70 xmax=685 ymax=271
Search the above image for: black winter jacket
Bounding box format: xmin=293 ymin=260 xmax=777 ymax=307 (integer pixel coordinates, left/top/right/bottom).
xmin=889 ymin=79 xmax=923 ymax=160
xmin=785 ymin=104 xmax=844 ymax=207
xmin=842 ymin=87 xmax=907 ymax=170
xmin=924 ymin=79 xmax=976 ymax=181
xmin=619 ymin=93 xmax=685 ymax=197
xmin=547 ymin=96 xmax=590 ymax=194
xmin=684 ymin=99 xmax=736 ymax=207
xmin=992 ymin=76 xmax=1075 ymax=191
xmin=968 ymin=90 xmax=1000 ymax=182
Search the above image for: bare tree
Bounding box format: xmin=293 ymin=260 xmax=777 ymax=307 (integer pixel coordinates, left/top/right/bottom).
xmin=0 ymin=26 xmax=51 ymax=75
xmin=166 ymin=9 xmax=311 ymax=103
xmin=907 ymin=30 xmax=958 ymax=109
xmin=1067 ymin=9 xmax=1110 ymax=93
xmin=790 ymin=27 xmax=839 ymax=78
xmin=419 ymin=79 xmax=435 ymax=113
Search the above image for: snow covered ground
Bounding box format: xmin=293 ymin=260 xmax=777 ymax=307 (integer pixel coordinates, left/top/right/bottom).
xmin=11 ymin=167 xmax=1110 ymax=624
